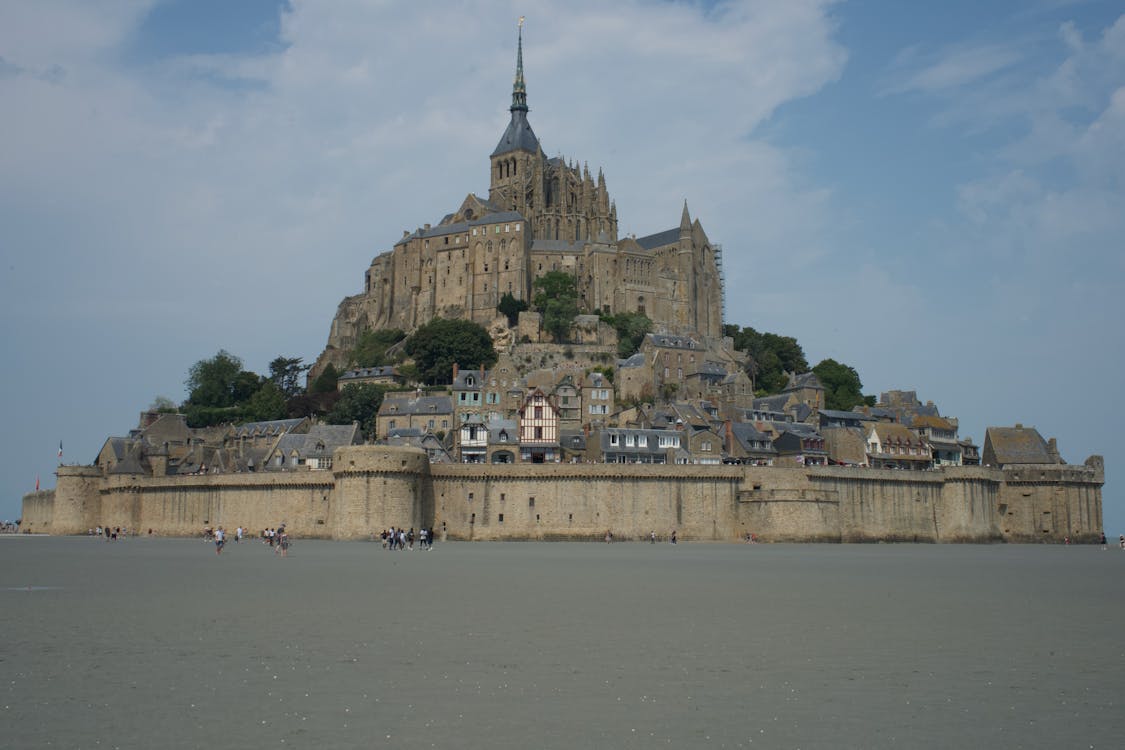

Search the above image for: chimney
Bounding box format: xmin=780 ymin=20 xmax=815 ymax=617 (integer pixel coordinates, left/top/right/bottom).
xmin=1047 ymin=437 xmax=1061 ymax=463
xmin=480 ymin=364 xmax=486 ymax=381
xmin=1014 ymin=423 xmax=1023 ymax=430
xmin=725 ymin=420 xmax=733 ymax=454
xmin=453 ymin=363 xmax=459 ymax=381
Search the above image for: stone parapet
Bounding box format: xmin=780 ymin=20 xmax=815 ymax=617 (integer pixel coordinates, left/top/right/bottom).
xmin=22 ymin=457 xmax=1101 ymax=543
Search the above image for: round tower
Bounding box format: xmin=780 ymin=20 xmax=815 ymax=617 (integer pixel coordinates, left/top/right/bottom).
xmin=51 ymin=466 xmax=104 ymax=535
xmin=330 ymin=446 xmax=431 ymax=539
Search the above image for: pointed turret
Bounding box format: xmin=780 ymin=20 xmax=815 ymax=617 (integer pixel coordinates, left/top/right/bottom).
xmin=491 ymin=19 xmax=539 ymax=158
xmin=680 ymin=200 xmax=692 ymax=233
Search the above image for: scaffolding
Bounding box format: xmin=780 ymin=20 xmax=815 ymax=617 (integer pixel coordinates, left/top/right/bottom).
xmin=713 ymin=243 xmax=727 ymax=323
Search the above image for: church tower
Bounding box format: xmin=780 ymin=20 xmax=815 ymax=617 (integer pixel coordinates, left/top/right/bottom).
xmin=489 ymin=19 xmax=539 ymax=213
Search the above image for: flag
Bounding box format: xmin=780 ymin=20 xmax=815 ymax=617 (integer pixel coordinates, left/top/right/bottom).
xmin=58 ymin=441 xmax=63 ymax=459
xmin=35 ymin=475 xmax=40 ymax=492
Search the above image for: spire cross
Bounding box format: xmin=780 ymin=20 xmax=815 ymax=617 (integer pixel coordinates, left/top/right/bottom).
xmin=511 ymin=18 xmax=528 ymax=113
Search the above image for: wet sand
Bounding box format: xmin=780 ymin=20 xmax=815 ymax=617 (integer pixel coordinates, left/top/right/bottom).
xmin=2 ymin=536 xmax=1123 ymax=749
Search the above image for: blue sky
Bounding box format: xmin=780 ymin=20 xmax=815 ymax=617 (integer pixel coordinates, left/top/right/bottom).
xmin=2 ymin=0 xmax=1122 ymax=533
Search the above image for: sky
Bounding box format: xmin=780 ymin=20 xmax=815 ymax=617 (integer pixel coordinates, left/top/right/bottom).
xmin=2 ymin=0 xmax=1122 ymax=533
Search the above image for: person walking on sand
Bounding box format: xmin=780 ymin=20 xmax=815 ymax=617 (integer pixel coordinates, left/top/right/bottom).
xmin=278 ymin=530 xmax=290 ymax=557
xmin=670 ymin=529 xmax=677 ymax=544
xmin=650 ymin=530 xmax=656 ymax=544
xmin=214 ymin=526 xmax=225 ymax=555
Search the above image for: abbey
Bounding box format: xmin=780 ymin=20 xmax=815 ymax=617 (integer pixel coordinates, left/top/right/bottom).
xmin=320 ymin=26 xmax=725 ymax=361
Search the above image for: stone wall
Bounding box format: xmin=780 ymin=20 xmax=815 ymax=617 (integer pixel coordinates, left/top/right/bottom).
xmin=19 ymin=490 xmax=55 ymax=532
xmin=997 ymin=462 xmax=1104 ymax=543
xmin=24 ymin=448 xmax=1104 ymax=543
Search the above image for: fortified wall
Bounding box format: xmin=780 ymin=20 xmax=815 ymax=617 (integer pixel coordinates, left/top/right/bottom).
xmin=23 ymin=447 xmax=1104 ymax=543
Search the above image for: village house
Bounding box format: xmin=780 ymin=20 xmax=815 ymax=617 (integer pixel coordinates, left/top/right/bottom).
xmin=265 ymin=423 xmax=361 ymax=471
xmin=518 ymin=388 xmax=560 ymax=463
xmin=376 ymin=392 xmax=454 ymax=439
xmin=865 ymin=422 xmax=932 ymax=470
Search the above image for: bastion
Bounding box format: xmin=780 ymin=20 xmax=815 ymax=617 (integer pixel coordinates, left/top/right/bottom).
xmin=22 ymin=447 xmax=1104 ymax=543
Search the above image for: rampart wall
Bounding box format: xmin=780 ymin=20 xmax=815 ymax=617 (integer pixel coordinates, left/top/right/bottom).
xmin=23 ymin=448 xmax=1103 ymax=543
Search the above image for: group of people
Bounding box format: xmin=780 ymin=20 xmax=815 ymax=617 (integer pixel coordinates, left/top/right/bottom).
xmin=202 ymin=525 xmax=289 ymax=556
xmin=648 ymin=530 xmax=677 ymax=544
xmin=380 ymin=526 xmax=434 ymax=550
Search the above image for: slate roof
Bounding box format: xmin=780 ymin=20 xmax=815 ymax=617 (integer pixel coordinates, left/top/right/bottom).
xmin=634 ymin=227 xmax=680 ymax=250
xmin=753 ymin=394 xmax=790 ymax=413
xmin=231 ymin=418 xmax=305 ymax=439
xmin=559 ymin=429 xmax=587 ymax=451
xmin=983 ymin=426 xmax=1059 ymax=465
xmin=488 ymin=419 xmax=519 ymax=444
xmin=395 ymin=211 xmax=525 ymax=246
xmin=491 ymin=110 xmax=539 ymax=157
xmin=339 ymin=366 xmax=398 ymax=381
xmin=531 ymin=239 xmax=585 ymax=253
xmin=690 ymin=361 xmax=727 ymax=378
xmin=818 ymin=409 xmax=875 ymax=426
xmin=784 ymin=372 xmax=824 ymax=392
xmin=452 ymin=368 xmax=488 ymax=390
xmin=269 ymin=424 xmax=360 ymax=465
xmin=645 ymin=333 xmax=701 ymax=350
xmin=378 ymin=395 xmax=454 ymax=416
xmin=730 ymin=423 xmax=777 ymax=455
xmin=618 ymin=353 xmax=646 ymax=369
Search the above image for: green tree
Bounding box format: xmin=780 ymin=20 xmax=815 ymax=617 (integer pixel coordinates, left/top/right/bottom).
xmin=497 ymin=292 xmax=529 ymax=327
xmin=351 ymin=329 xmax=406 ymax=368
xmin=727 ymin=326 xmax=808 ymax=394
xmin=403 ymin=318 xmax=497 ymax=385
xmin=269 ymin=356 xmax=310 ymax=398
xmin=532 ymin=271 xmax=580 ymax=343
xmin=327 ymin=383 xmax=386 ymax=440
xmin=602 ymin=311 xmax=652 ymax=357
xmin=185 ymin=350 xmax=245 ymax=408
xmin=812 ymin=358 xmax=874 ymax=411
xmin=311 ymin=363 xmax=340 ymax=394
xmin=245 ymin=381 xmax=289 ymax=422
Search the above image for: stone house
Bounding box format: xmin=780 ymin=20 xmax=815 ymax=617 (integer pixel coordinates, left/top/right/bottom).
xmin=588 ymin=427 xmax=683 ymax=464
xmin=487 ymin=419 xmax=519 ymax=464
xmin=381 ymin=428 xmax=454 ymax=463
xmin=265 ymin=423 xmax=362 ymax=471
xmin=865 ymin=422 xmax=932 ymax=470
xmin=911 ymin=414 xmax=964 ymax=467
xmin=582 ymin=371 xmax=614 ymax=425
xmin=771 ymin=423 xmax=828 ymax=467
xmin=376 ymin=394 xmax=454 ymax=440
xmin=681 ymin=427 xmax=724 ymax=464
xmin=724 ymin=422 xmax=778 ymax=466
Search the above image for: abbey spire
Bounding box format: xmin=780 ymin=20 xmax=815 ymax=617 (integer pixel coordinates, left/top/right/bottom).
xmin=511 ymin=16 xmax=527 ymax=113
xmin=491 ymin=18 xmax=539 ymax=158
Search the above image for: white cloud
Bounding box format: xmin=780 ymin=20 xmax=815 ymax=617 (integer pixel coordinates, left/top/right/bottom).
xmin=883 ymin=42 xmax=1024 ymax=96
